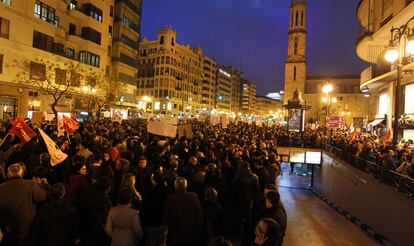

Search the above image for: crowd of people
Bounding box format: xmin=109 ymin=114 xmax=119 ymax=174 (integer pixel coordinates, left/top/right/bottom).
xmin=0 ymin=116 xmax=412 ymax=246
xmin=328 ymin=131 xmax=414 ymax=179
xmin=0 ymin=118 xmax=290 ymax=246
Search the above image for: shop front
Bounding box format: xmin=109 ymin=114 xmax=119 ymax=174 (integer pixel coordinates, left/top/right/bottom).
xmin=0 ymin=95 xmax=17 ymax=120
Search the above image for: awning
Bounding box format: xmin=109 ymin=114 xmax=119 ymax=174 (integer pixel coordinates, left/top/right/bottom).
xmin=367 ymin=119 xmax=384 ymax=127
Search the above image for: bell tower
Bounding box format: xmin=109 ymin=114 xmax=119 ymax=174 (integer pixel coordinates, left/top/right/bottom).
xmin=283 ymin=0 xmax=307 ymax=104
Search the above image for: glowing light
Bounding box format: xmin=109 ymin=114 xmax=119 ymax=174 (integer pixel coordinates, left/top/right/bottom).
xmin=384 ymin=48 xmax=399 ymax=62
xmin=322 ymin=83 xmax=333 ymax=94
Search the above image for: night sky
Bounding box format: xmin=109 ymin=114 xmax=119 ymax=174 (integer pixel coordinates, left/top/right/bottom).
xmin=141 ymin=0 xmax=367 ymax=96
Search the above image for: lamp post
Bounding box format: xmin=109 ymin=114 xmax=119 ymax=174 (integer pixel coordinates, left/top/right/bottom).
xmin=384 ymin=16 xmax=414 ymax=147
xmin=82 ymin=85 xmax=97 ymax=118
xmin=321 ymin=82 xmax=336 ymax=127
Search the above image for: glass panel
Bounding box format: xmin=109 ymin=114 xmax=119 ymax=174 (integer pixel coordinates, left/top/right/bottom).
xmin=405 ymin=84 xmax=414 ymax=114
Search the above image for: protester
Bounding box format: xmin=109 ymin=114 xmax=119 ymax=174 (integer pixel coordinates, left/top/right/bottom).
xmin=0 ymin=163 xmax=47 ymax=245
xmin=163 ymin=177 xmax=204 ymax=245
xmin=105 ymin=187 xmax=143 ymax=246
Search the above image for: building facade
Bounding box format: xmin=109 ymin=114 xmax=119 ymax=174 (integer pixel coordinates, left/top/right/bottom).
xmin=304 ymin=75 xmax=368 ymax=125
xmin=241 ymin=79 xmax=256 ymax=114
xmin=111 ymin=0 xmax=142 ymax=114
xmin=202 ymin=56 xmax=217 ymax=111
xmin=216 ymin=65 xmax=233 ymax=112
xmin=0 ymin=0 xmax=142 ymax=120
xmin=254 ymin=95 xmax=283 ymax=116
xmin=357 ymin=0 xmax=414 ymax=139
xmin=137 ymin=28 xmax=204 ymax=115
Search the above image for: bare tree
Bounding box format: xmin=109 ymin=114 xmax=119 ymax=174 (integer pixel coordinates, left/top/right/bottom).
xmin=13 ymin=59 xmax=84 ymax=128
xmin=83 ymin=70 xmax=115 ymax=119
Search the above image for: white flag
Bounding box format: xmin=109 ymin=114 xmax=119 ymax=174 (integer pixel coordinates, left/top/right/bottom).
xmin=349 ymin=123 xmax=355 ymax=133
xmin=38 ymin=128 xmax=68 ymax=166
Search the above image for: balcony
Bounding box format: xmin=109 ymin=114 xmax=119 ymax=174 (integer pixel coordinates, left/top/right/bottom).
xmin=360 ymin=62 xmax=414 ymax=91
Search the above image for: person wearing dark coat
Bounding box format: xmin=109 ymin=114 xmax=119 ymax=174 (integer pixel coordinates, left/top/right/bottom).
xmin=84 ymin=178 xmax=112 ymax=246
xmin=256 ymin=191 xmax=287 ymax=238
xmin=31 ymin=183 xmax=80 ymax=246
xmin=203 ymin=188 xmax=225 ymax=242
xmin=251 ymin=217 xmax=283 ymax=246
xmin=163 ymin=177 xmax=204 ymax=246
xmin=0 ymin=163 xmax=47 ymax=245
xmin=142 ymin=171 xmax=170 ymax=246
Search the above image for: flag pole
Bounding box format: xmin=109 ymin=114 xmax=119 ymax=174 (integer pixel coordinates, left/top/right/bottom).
xmin=0 ymin=133 xmax=10 ymax=147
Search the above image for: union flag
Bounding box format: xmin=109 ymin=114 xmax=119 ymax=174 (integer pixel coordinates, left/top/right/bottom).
xmin=9 ymin=118 xmax=36 ymax=144
xmin=62 ymin=115 xmax=79 ymax=134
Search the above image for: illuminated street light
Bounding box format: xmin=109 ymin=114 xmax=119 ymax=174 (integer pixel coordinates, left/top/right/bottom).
xmin=322 ymin=83 xmax=333 ymax=94
xmin=384 ymin=46 xmax=399 ymax=63
xmin=331 ymin=97 xmax=337 ymax=103
xmin=321 ymin=97 xmax=328 ymax=103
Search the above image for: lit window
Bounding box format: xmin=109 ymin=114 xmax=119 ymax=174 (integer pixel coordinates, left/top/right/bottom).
xmin=405 ymin=84 xmax=414 ymax=114
xmin=378 ymin=93 xmax=389 ymax=116
xmin=1 ymin=0 xmax=11 ymax=6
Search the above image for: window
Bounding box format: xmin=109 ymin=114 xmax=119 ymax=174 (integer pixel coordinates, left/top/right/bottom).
xmin=378 ymin=93 xmax=389 ymax=116
xmin=79 ymin=51 xmax=100 ymax=67
xmin=66 ymin=48 xmax=75 ymax=59
xmin=291 ymin=12 xmax=293 ymax=27
xmin=0 ymin=17 xmax=10 ymax=39
xmin=33 ymin=30 xmax=54 ymax=52
xmin=30 ymin=62 xmax=46 ymax=80
xmin=301 ymin=11 xmax=304 ymax=26
xmin=107 ymin=45 xmax=111 ymax=57
xmin=34 ymin=1 xmax=59 ymax=26
xmin=81 ymin=27 xmax=101 ymax=45
xmin=83 ymin=4 xmax=103 ymax=22
xmin=69 ymin=0 xmax=77 ymax=10
xmin=295 ymin=11 xmax=298 ymax=26
xmin=69 ymin=23 xmax=76 ymax=35
xmin=1 ymin=0 xmax=11 ymax=6
xmin=109 ymin=5 xmax=114 ymax=17
xmin=108 ymin=25 xmax=112 ymax=38
xmin=293 ymin=66 xmax=297 ymax=81
xmin=294 ymin=38 xmax=298 ymax=55
xmin=55 ymin=68 xmax=66 ymax=84
xmin=171 ymin=37 xmax=175 ymax=45
xmin=160 ymin=35 xmax=164 ymax=45
xmin=405 ymin=84 xmax=414 ymax=114
xmin=0 ymin=54 xmax=3 ymax=74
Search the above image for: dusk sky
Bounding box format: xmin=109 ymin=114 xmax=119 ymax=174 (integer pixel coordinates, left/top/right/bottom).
xmin=141 ymin=0 xmax=367 ymax=96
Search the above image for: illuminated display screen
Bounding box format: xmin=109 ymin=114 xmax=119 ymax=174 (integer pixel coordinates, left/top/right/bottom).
xmin=305 ymin=151 xmax=322 ymax=164
xmin=289 ymin=149 xmax=305 ymax=163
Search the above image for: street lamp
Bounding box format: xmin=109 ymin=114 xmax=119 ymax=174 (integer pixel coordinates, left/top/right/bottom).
xmin=384 ymin=16 xmax=414 ymax=147
xmin=82 ymin=85 xmax=97 ymax=118
xmin=321 ymin=82 xmax=337 ymax=127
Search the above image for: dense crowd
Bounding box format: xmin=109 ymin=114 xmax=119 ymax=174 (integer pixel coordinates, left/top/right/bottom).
xmin=0 ymin=119 xmax=291 ymax=246
xmin=328 ymin=131 xmax=414 ymax=178
xmin=0 ymin=117 xmax=412 ymax=246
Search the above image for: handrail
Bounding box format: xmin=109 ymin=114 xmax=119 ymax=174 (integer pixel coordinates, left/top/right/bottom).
xmin=322 ymin=143 xmax=414 ymax=197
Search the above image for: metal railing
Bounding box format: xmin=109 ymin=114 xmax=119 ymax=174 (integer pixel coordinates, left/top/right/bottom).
xmin=323 ymin=144 xmax=414 ymax=197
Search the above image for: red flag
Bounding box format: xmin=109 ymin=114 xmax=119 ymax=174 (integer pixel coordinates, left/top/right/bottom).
xmin=383 ymin=128 xmax=392 ymax=143
xmin=9 ymin=118 xmax=36 ymax=144
xmin=350 ymin=131 xmax=358 ymax=142
xmin=62 ymin=115 xmax=79 ymax=134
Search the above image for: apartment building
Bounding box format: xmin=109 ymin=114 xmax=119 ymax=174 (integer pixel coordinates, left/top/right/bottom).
xmin=241 ymin=79 xmax=256 ymax=114
xmin=137 ymin=28 xmax=204 ymax=115
xmin=0 ymin=0 xmax=141 ymax=119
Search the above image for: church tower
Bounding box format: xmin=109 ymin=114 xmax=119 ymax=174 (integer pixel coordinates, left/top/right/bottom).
xmin=283 ymin=0 xmax=307 ymax=105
